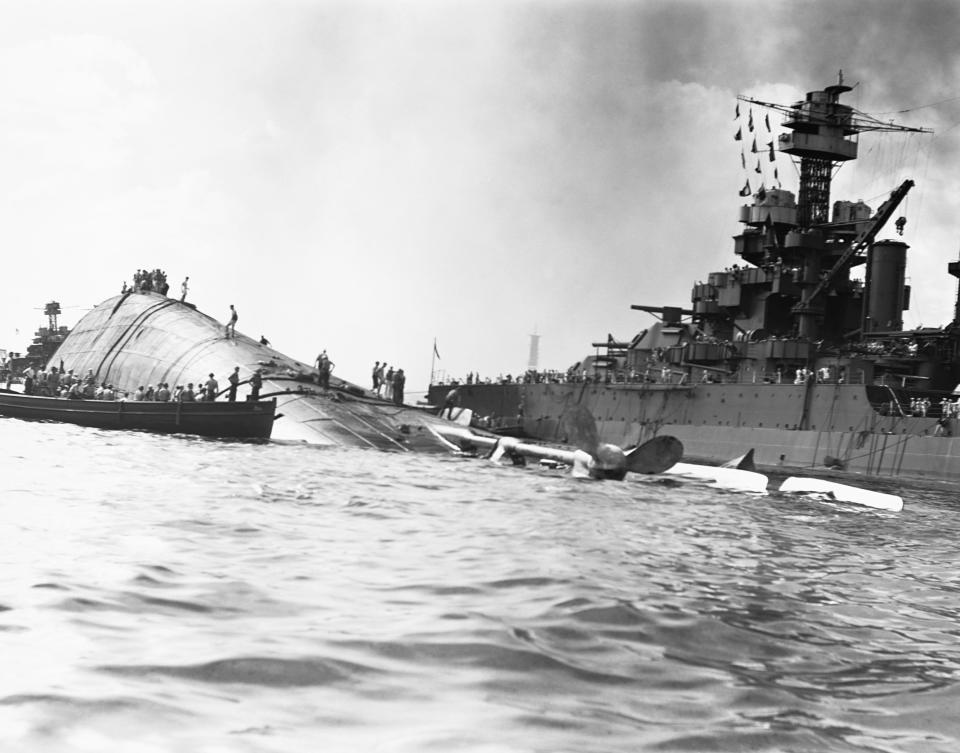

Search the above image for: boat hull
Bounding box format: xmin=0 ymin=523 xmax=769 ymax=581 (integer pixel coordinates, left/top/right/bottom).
xmin=0 ymin=390 xmax=276 ymax=439
xmin=428 ymin=381 xmax=960 ymax=481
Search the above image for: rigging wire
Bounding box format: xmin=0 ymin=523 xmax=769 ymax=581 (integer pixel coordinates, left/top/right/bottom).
xmin=874 ymin=93 xmax=960 ymax=116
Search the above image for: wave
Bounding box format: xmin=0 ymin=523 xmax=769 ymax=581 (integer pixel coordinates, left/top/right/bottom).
xmin=97 ymin=656 xmax=377 ymax=688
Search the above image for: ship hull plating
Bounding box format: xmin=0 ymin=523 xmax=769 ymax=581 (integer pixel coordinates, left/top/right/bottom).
xmin=429 ymin=381 xmax=960 ymax=481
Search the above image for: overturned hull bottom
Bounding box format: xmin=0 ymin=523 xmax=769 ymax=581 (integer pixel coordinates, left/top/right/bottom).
xmin=43 ymin=292 xmax=458 ymax=451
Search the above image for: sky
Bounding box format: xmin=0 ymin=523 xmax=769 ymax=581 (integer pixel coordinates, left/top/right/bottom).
xmin=2 ymin=0 xmax=960 ymax=396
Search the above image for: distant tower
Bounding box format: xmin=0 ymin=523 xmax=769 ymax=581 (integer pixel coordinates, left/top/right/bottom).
xmin=527 ymin=330 xmax=540 ymax=372
xmin=778 ymin=72 xmax=858 ymax=228
xmin=44 ymin=301 xmax=61 ymax=332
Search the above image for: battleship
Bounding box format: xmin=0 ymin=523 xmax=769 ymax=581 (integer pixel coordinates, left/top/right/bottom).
xmin=428 ymin=75 xmax=960 ymax=482
xmin=1 ymin=301 xmax=70 ymax=376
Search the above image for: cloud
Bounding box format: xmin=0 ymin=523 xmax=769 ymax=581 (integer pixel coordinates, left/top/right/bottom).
xmin=2 ymin=0 xmax=960 ymax=387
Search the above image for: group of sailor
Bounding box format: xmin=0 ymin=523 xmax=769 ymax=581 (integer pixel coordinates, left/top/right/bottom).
xmin=794 ymin=366 xmax=833 ymax=384
xmin=937 ymin=397 xmax=960 ymax=418
xmin=16 ymin=364 xmax=262 ymax=402
xmin=18 ymin=364 xmax=164 ymax=401
xmin=370 ymin=360 xmax=406 ymax=405
xmin=439 ymin=370 xmax=566 ymax=387
xmin=18 ymin=366 xmax=130 ymax=400
xmin=855 ymin=339 xmax=921 ymax=357
xmin=19 ymin=365 xmax=80 ymax=396
xmin=122 ymin=268 xmax=170 ymax=296
xmin=877 ymin=396 xmax=960 ymax=420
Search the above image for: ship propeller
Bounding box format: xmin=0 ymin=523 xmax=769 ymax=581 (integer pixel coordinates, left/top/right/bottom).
xmin=562 ymin=405 xmax=682 ymax=480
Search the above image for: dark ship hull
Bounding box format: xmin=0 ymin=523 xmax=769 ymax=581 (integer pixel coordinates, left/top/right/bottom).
xmin=428 ymin=380 xmax=960 ymax=480
xmin=48 ymin=291 xmax=454 ymax=451
xmin=430 ymin=77 xmax=960 ymax=482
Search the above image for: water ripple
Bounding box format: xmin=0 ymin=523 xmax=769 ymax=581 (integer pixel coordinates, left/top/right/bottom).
xmin=2 ymin=418 xmax=960 ymax=751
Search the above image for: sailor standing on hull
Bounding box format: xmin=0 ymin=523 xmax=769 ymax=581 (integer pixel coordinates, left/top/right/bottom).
xmin=384 ymin=365 xmax=394 ymax=401
xmin=227 ymin=366 xmax=240 ymax=402
xmin=225 ymin=305 xmax=238 ymax=339
xmin=249 ymin=369 xmax=263 ymax=400
xmin=205 ymin=373 xmax=219 ymax=401
xmin=439 ymin=386 xmax=461 ymax=419
xmin=315 ymin=350 xmax=333 ymax=389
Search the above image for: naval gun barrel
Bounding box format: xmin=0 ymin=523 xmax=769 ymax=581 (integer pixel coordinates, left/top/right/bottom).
xmin=631 ymin=305 xmax=695 ymax=315
xmin=591 ymin=342 xmax=631 ymax=349
xmin=631 ymin=305 xmax=695 ymax=327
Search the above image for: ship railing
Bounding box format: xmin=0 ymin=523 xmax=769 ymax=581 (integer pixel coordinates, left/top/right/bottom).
xmin=685 ymin=368 xmax=870 ymax=386
xmin=753 ymin=371 xmax=865 ymax=385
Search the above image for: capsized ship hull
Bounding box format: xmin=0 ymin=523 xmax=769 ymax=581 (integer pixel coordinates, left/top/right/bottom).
xmin=51 ymin=292 xmax=452 ymax=450
xmin=428 ymin=380 xmax=960 ymax=481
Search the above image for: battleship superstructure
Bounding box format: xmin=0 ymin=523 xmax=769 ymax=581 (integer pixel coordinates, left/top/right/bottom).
xmin=3 ymin=301 xmax=71 ymax=376
xmin=429 ymin=76 xmax=960 ymax=481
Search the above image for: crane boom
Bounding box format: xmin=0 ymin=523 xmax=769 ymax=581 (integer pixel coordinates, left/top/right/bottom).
xmin=797 ymin=179 xmax=914 ymax=310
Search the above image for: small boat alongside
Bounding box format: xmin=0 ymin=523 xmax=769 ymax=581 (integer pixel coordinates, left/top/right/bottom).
xmin=0 ymin=389 xmax=276 ymax=439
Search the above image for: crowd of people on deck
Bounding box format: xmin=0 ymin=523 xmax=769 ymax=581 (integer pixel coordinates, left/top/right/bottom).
xmin=10 ymin=345 xmax=400 ymax=406
xmin=122 ymin=269 xmax=172 ymax=296
xmin=851 ymin=339 xmax=922 ymax=357
xmin=15 ymin=364 xmax=262 ymax=403
xmin=370 ymin=361 xmax=406 ymax=405
xmin=907 ymin=396 xmax=960 ymax=418
xmin=938 ymin=397 xmax=960 ymax=418
xmin=435 ymin=369 xmax=576 ymax=387
xmin=436 ymin=367 xmax=660 ymax=387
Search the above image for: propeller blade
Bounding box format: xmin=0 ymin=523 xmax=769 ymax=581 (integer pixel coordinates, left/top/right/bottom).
xmin=561 ymin=404 xmax=600 ymax=456
xmin=721 ymin=448 xmax=755 ymax=471
xmin=451 ymin=408 xmax=473 ymax=427
xmin=624 ymin=436 xmax=684 ymax=474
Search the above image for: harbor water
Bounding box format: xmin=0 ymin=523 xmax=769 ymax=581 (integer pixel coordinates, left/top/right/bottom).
xmin=1 ymin=417 xmax=959 ymax=752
